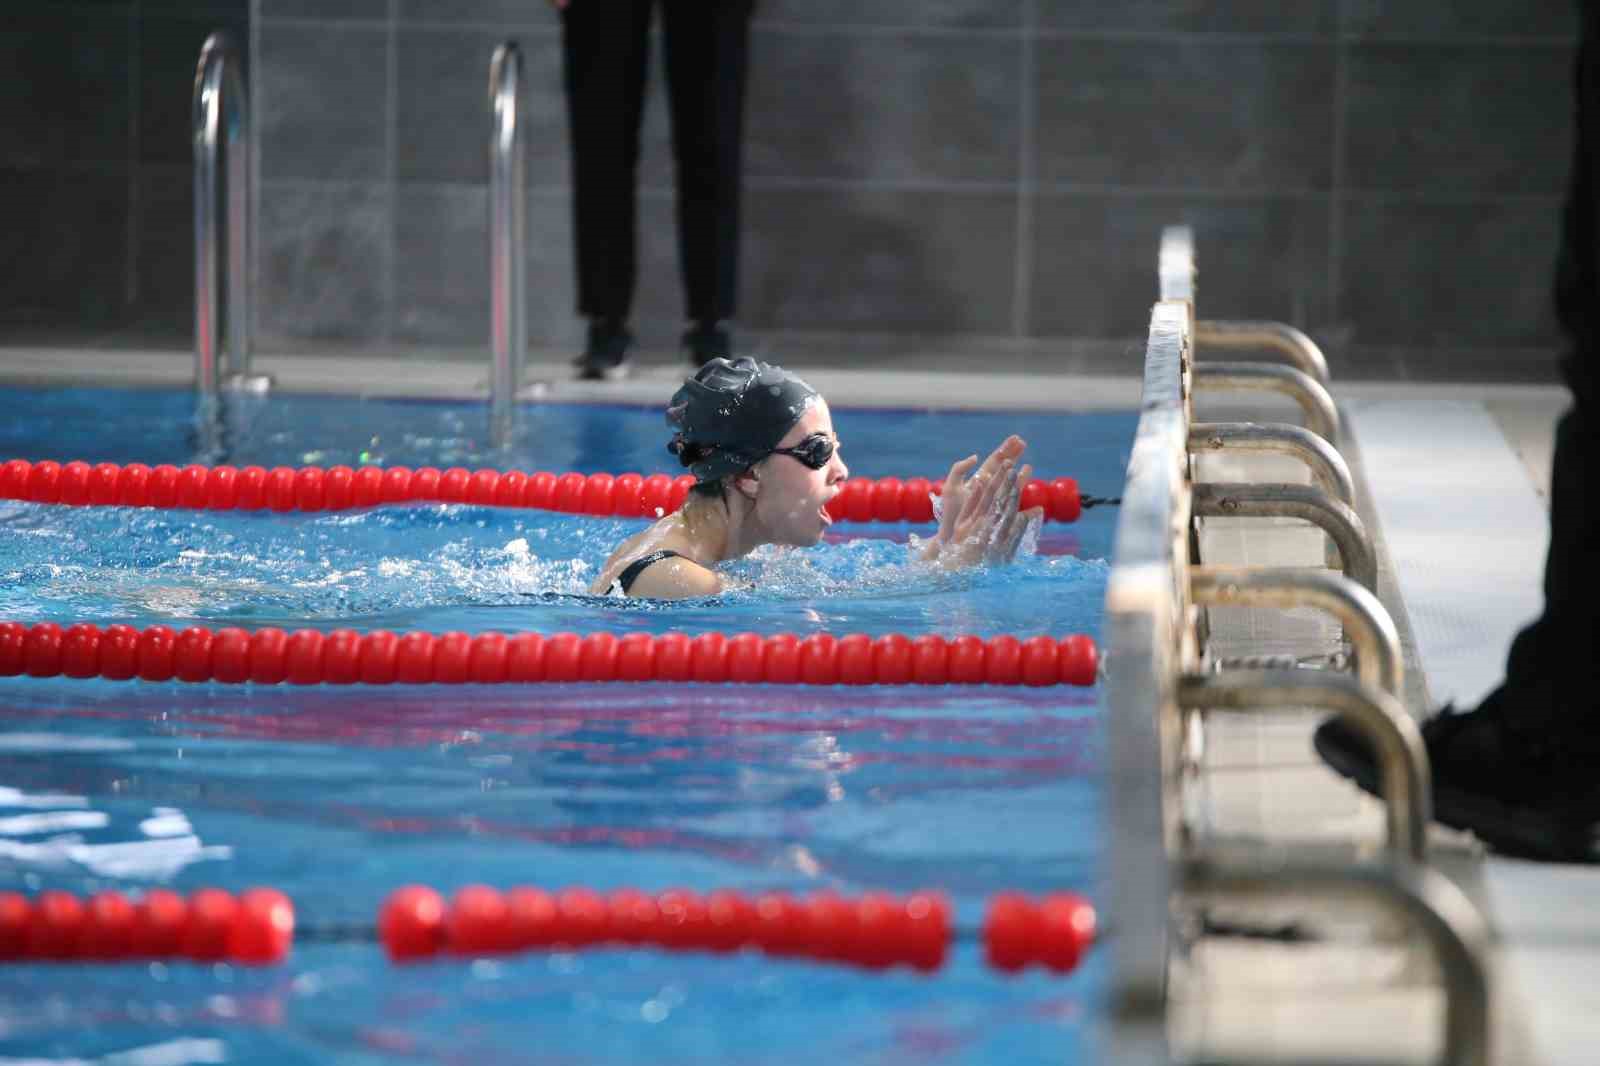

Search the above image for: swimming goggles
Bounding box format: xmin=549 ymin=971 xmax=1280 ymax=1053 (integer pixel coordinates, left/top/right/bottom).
xmin=769 ymin=432 xmax=838 ymax=470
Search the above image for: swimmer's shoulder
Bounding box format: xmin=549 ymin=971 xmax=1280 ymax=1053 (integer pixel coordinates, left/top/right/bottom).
xmin=590 ymin=527 xmax=724 ymax=599
xmin=590 ymin=527 xmax=656 ymax=593
xmin=621 ymin=553 xmax=724 ymax=599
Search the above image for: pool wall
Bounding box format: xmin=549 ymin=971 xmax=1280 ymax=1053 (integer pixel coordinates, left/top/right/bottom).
xmin=1100 ymin=289 xmax=1192 ymax=1062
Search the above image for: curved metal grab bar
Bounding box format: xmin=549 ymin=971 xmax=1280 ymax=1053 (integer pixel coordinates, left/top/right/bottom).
xmin=1177 ymin=670 xmax=1430 ymax=862
xmin=1193 ymin=362 xmax=1340 ymax=447
xmin=1192 ymin=482 xmax=1377 ymax=592
xmin=1189 ymin=421 xmax=1355 ymax=571
xmin=1195 ymin=319 xmax=1331 ymax=387
xmin=1180 ymin=857 xmax=1491 ymax=1066
xmin=1188 ymin=422 xmax=1353 ymax=506
xmin=488 ymin=41 xmax=526 ymax=449
xmin=192 ymin=32 xmax=264 ymax=400
xmin=1190 ymin=566 xmax=1403 ymax=697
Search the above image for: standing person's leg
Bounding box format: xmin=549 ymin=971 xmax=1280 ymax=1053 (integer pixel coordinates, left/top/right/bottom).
xmin=1315 ymin=14 xmax=1600 ymax=859
xmin=1495 ymin=5 xmax=1600 ymax=754
xmin=562 ymin=0 xmax=655 ymax=377
xmin=660 ymin=0 xmax=754 ymax=366
xmin=1489 ymin=406 xmax=1600 ymax=759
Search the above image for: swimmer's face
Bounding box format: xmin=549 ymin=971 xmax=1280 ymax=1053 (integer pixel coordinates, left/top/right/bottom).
xmin=747 ymin=397 xmax=848 ymax=547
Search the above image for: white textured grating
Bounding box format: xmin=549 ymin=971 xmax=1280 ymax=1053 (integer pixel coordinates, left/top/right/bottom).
xmin=1344 ymin=399 xmax=1549 ymax=711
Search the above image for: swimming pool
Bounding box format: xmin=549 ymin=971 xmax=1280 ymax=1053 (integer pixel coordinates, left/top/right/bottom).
xmin=0 ymin=386 xmax=1131 ymax=1064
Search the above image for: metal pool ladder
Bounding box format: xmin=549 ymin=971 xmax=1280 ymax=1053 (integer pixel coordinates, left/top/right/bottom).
xmin=190 ymin=34 xmax=528 ymax=449
xmin=488 ymin=40 xmax=526 ymax=450
xmin=192 ymin=32 xmax=269 ymax=403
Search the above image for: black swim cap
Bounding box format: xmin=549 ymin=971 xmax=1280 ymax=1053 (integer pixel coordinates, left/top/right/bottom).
xmin=666 ymin=357 xmax=820 ymax=483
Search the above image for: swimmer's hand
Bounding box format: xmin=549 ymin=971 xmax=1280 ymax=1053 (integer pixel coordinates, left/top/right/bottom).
xmin=921 ymin=435 xmax=1043 ymax=568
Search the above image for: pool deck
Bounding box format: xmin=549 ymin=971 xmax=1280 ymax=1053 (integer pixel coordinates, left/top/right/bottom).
xmin=1 ymin=345 xmax=1593 ymax=1063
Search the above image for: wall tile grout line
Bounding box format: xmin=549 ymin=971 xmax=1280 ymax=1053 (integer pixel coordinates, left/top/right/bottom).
xmin=1011 ymin=0 xmax=1036 ymax=339
xmin=234 ymin=18 xmax=1582 ymax=49
xmin=126 ymin=0 xmax=142 ymax=311
xmin=237 ymin=18 xmax=1569 ymax=48
xmin=1069 ymin=30 xmax=1575 ymax=47
xmin=1334 ymin=189 xmax=1566 ymax=203
xmin=1032 ymin=29 xmax=1336 ymax=45
xmin=1328 ymin=6 xmax=1350 ymax=329
xmin=366 ymin=19 xmax=562 ymax=35
xmin=132 ymin=10 xmax=1583 ymax=47
xmin=745 ymin=22 xmax=1025 ymax=40
xmin=384 ymin=0 xmax=399 ymax=346
xmin=27 ymin=157 xmax=1568 ymax=205
xmin=250 ymin=0 xmax=262 ymax=348
xmin=260 ymin=177 xmax=422 ymax=191
xmin=1321 ymin=32 xmax=1577 ymax=48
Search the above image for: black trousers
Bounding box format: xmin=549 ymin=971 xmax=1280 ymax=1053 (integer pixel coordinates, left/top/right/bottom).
xmin=1493 ymin=6 xmax=1600 ymax=750
xmin=560 ymin=0 xmax=752 ymax=324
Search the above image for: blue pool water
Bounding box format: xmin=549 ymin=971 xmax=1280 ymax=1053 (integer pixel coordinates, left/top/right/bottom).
xmin=0 ymin=386 xmax=1132 ymax=1065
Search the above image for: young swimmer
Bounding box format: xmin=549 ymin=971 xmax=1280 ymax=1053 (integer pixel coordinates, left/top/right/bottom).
xmin=588 ymin=357 xmax=1044 ymax=599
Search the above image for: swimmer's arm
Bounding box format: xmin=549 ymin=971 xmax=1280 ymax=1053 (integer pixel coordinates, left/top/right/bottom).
xmin=625 ymin=556 xmax=727 ymax=599
xmin=921 ymin=435 xmax=1041 ymax=568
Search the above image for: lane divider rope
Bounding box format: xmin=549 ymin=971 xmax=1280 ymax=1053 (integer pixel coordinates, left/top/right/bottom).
xmin=0 ymin=885 xmax=1096 ymax=977
xmin=0 ymin=459 xmax=1089 ymax=523
xmin=0 ymin=623 xmax=1098 ymax=687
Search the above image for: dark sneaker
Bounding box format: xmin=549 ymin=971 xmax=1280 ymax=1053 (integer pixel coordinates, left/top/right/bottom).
xmin=1313 ymin=704 xmax=1600 ymax=862
xmin=576 ymin=320 xmax=632 ymax=381
xmin=682 ymin=322 xmax=731 ymax=368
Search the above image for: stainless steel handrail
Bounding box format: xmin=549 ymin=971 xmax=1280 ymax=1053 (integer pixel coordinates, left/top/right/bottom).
xmin=1189 ymin=421 xmax=1355 ymax=570
xmin=488 ymin=41 xmax=526 ymax=449
xmin=1188 ymin=422 xmax=1354 ymax=507
xmin=1195 ymin=319 xmax=1331 ymax=387
xmin=1191 ymin=566 xmax=1404 ymax=698
xmin=1181 ymin=857 xmax=1493 ymax=1066
xmin=1177 ymin=670 xmax=1430 ymax=862
xmin=1193 ymin=362 xmax=1340 ymax=447
xmin=192 ymin=32 xmax=266 ymax=402
xmin=1192 ymin=481 xmax=1377 ymax=592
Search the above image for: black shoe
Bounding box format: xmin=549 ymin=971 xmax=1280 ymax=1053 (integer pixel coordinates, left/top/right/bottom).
xmin=1313 ymin=703 xmax=1600 ymax=862
xmin=682 ymin=321 xmax=731 ymax=368
xmin=576 ymin=320 xmax=632 ymax=381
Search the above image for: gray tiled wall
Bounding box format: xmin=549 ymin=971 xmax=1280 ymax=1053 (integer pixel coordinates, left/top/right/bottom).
xmin=251 ymin=2 xmax=1577 ymax=378
xmin=2 ymin=2 xmax=1576 ymax=381
xmin=0 ymin=1 xmax=248 ymax=336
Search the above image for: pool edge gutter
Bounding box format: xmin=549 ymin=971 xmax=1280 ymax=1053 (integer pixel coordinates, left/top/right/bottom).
xmin=0 ymin=347 xmax=1147 ymax=413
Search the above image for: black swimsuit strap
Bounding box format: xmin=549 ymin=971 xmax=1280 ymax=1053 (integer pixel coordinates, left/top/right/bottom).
xmin=616 ymin=549 xmax=685 ymax=594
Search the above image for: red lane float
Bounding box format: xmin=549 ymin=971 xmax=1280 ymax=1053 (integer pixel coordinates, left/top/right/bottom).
xmin=983 ymin=891 xmax=1098 ymax=974
xmin=383 ymin=885 xmax=1093 ymax=975
xmin=0 ymin=887 xmax=293 ymax=964
xmin=0 ymin=622 xmax=1099 ymax=687
xmin=382 ymin=885 xmax=954 ymax=973
xmin=0 ymin=459 xmax=1085 ymax=523
xmin=0 ymin=886 xmax=1094 ymax=977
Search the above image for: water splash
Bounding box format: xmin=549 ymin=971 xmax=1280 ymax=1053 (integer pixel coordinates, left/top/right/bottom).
xmin=0 ymin=500 xmax=1106 ymax=638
